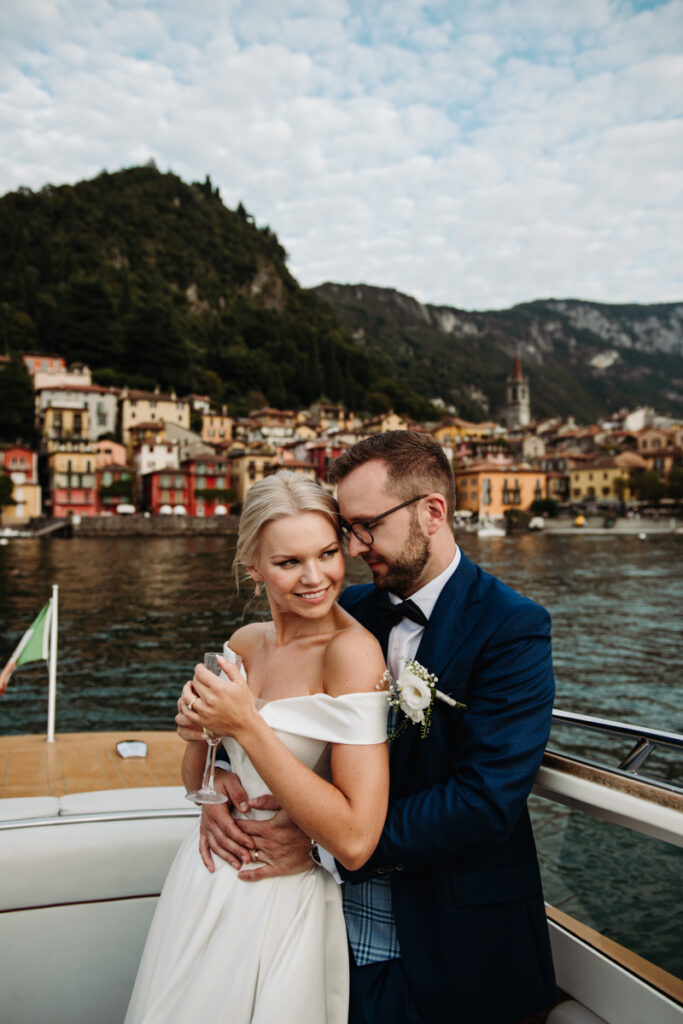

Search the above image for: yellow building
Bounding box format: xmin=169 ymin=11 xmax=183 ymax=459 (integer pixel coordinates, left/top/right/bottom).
xmin=228 ymin=445 xmax=276 ymax=507
xmin=120 ymin=388 xmax=191 ymax=444
xmin=454 ymin=463 xmax=547 ymax=518
xmin=43 ymin=402 xmax=89 ymax=449
xmin=569 ymin=457 xmax=632 ymax=502
xmin=361 ymin=412 xmax=412 ymax=434
xmin=47 ymin=444 xmax=98 ymax=517
xmin=432 ymin=418 xmax=494 ymax=444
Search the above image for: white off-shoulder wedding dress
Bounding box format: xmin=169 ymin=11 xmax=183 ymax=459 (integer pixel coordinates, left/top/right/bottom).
xmin=125 ymin=689 xmax=388 ymax=1024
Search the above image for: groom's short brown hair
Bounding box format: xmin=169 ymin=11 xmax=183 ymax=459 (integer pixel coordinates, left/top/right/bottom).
xmin=328 ymin=430 xmax=455 ymax=527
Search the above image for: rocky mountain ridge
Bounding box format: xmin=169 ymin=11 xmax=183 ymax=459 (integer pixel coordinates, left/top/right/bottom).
xmin=313 ymin=284 xmax=683 ymax=422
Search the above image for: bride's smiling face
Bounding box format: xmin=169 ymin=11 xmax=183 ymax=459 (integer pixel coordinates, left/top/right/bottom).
xmin=251 ymin=511 xmax=345 ymax=619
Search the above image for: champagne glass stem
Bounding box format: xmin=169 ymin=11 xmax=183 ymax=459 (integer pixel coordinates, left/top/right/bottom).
xmin=198 ymin=739 xmax=213 ymax=788
xmin=203 ymin=738 xmax=219 ymax=792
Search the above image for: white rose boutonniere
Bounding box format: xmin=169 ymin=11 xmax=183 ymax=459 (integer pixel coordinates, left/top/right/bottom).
xmin=382 ymin=659 xmax=466 ymax=739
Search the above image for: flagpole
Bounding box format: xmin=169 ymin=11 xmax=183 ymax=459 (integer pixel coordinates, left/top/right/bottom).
xmin=46 ymin=584 xmax=58 ymax=744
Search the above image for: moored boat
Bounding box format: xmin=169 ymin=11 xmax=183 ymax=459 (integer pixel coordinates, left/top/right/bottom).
xmin=0 ymin=711 xmax=681 ymax=1023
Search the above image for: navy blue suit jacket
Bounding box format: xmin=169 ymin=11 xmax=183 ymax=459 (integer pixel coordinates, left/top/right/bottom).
xmin=338 ymin=551 xmax=557 ymax=1023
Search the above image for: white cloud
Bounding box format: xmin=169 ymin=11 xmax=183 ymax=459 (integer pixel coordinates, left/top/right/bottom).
xmin=0 ymin=0 xmax=681 ymax=308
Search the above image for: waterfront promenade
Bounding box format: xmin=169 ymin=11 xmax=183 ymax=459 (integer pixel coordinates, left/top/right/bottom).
xmin=528 ymin=515 xmax=682 ymax=536
xmin=3 ymin=511 xmax=681 ymax=539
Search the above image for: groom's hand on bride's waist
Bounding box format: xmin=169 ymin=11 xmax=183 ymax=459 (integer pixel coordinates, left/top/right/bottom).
xmin=199 ymin=769 xmax=256 ymax=873
xmin=237 ymin=799 xmax=312 ymax=882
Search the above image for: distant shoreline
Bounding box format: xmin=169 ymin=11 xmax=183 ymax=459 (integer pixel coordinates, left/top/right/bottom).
xmin=73 ymin=514 xmax=241 ymax=537
xmin=2 ymin=513 xmax=680 ymax=540
xmin=460 ymin=515 xmax=682 ymax=537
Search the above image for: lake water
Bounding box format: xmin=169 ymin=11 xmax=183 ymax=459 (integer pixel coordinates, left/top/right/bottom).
xmin=0 ymin=532 xmax=681 ymax=976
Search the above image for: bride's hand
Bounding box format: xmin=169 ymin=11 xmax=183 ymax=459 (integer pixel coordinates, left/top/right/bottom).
xmin=176 ymin=689 xmax=206 ymax=742
xmin=183 ymin=656 xmax=257 ymax=739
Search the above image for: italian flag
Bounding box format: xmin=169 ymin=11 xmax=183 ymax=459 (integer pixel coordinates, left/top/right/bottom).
xmin=0 ymin=599 xmax=53 ymax=695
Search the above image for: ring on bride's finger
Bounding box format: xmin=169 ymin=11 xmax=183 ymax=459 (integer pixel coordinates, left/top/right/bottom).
xmin=253 ymin=850 xmax=260 ymax=861
xmin=187 ymin=696 xmax=199 ymax=712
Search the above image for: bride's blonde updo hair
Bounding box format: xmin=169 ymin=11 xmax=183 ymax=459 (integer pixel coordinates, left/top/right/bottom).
xmin=234 ymin=471 xmax=340 ymax=588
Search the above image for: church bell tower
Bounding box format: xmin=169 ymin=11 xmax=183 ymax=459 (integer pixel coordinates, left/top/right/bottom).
xmin=504 ymin=353 xmax=530 ymax=429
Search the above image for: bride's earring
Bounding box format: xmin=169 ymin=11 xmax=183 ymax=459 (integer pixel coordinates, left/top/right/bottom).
xmin=254 ymin=581 xmax=263 ymax=596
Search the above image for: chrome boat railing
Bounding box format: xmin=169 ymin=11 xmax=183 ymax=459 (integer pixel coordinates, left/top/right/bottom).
xmin=548 ymin=709 xmax=683 ymax=794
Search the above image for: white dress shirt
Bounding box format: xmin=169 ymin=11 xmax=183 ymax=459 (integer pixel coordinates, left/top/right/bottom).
xmin=386 ymin=546 xmax=461 ymax=679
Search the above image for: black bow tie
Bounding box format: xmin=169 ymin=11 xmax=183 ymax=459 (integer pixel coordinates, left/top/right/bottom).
xmin=374 ymin=596 xmax=429 ymax=629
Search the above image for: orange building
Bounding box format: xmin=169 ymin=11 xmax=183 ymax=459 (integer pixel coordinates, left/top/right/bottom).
xmin=454 ymin=463 xmax=547 ymax=518
xmin=202 ymin=407 xmax=233 ymax=444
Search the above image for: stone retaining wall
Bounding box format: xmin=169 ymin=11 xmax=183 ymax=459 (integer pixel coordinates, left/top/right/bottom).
xmin=73 ymin=515 xmax=240 ymax=536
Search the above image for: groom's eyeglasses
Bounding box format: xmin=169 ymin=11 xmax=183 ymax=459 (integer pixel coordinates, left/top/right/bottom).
xmin=339 ymin=495 xmax=427 ymax=546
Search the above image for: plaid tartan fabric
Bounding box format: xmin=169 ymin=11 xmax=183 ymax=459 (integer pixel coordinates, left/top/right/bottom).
xmin=343 ymin=875 xmax=401 ymax=966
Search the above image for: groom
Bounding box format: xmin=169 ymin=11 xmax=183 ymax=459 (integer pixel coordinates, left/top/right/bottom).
xmin=203 ymin=431 xmax=556 ymax=1023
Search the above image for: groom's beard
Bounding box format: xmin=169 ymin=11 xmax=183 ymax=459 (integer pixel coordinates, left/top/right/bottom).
xmin=372 ymin=513 xmax=430 ymax=596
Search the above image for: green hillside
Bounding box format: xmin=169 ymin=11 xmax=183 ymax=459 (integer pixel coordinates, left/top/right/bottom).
xmin=0 ymin=165 xmax=432 ymax=418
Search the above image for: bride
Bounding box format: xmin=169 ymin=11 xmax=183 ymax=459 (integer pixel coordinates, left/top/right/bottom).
xmin=125 ymin=471 xmax=389 ymax=1024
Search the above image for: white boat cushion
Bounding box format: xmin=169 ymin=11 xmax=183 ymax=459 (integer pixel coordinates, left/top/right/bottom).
xmin=0 ymin=797 xmax=60 ymax=821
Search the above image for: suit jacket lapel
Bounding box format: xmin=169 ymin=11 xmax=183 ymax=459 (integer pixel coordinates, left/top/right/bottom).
xmin=414 ymin=551 xmax=481 ymax=681
xmin=363 ymin=591 xmax=393 ymax=660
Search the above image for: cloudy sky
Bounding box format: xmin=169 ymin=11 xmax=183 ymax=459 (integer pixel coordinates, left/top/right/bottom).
xmin=1 ymin=0 xmax=682 ymax=310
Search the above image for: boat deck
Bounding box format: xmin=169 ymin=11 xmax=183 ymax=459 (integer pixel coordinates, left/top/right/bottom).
xmin=0 ymin=731 xmax=185 ymax=798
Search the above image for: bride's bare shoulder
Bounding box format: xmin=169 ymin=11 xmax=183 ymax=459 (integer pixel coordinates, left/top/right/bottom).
xmin=323 ymin=624 xmax=386 ymax=696
xmin=228 ymin=622 xmax=271 ymax=659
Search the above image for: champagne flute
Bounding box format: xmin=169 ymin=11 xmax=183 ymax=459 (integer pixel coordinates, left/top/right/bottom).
xmin=186 ymin=650 xmax=242 ymax=805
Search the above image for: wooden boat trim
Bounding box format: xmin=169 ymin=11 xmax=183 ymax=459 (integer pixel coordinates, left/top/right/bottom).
xmin=547 ymin=904 xmax=683 ymax=1006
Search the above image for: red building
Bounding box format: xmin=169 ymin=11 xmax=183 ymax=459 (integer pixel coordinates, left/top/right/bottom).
xmin=2 ymin=445 xmax=38 ymax=483
xmin=183 ymin=456 xmax=232 ymax=516
xmin=141 ymin=457 xmax=232 ymax=515
xmin=141 ymin=469 xmax=191 ymax=514
xmin=305 ymin=442 xmax=346 ymax=482
xmin=1 ymin=445 xmax=42 ymax=522
xmin=96 ymin=463 xmax=137 ymax=513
